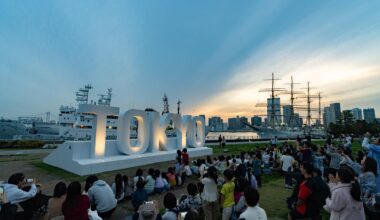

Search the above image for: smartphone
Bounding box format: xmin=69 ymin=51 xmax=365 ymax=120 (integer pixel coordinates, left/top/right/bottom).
xmin=145 ymin=201 xmax=154 ymax=204
xmin=26 ymin=178 xmax=34 ymax=183
xmin=0 ymin=186 xmax=4 ymax=195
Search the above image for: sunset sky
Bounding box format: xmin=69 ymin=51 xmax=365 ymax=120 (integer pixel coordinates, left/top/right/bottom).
xmin=1 ymin=0 xmax=379 ymax=121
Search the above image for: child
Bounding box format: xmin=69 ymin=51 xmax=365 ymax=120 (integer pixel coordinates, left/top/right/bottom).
xmin=167 ymin=167 xmax=177 ymax=188
xmin=144 ymin=168 xmax=155 ymax=195
xmin=131 ymin=180 xmax=148 ymax=212
xmin=220 ymin=169 xmax=235 ymax=220
xmin=154 ymin=169 xmax=165 ymax=193
xmin=239 ymin=186 xmax=267 ymax=219
xmin=122 ymin=175 xmax=134 ymax=199
xmin=133 ymin=169 xmax=145 ymax=191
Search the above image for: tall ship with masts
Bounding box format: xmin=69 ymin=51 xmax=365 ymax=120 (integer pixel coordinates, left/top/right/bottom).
xmin=248 ymin=73 xmax=325 ymax=138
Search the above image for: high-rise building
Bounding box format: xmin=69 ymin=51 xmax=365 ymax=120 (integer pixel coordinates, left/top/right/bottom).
xmin=351 ymin=108 xmax=362 ymax=121
xmin=282 ymin=105 xmax=292 ymax=126
xmin=251 ymin=116 xmax=262 ymax=126
xmin=329 ymin=103 xmax=341 ymax=124
xmin=363 ymin=108 xmax=376 ymax=123
xmin=267 ymin=98 xmax=281 ymax=126
xmin=228 ymin=117 xmax=241 ymax=130
xmin=323 ymin=106 xmax=332 ymax=128
xmin=240 ymin=116 xmax=248 ymax=128
xmin=208 ymin=116 xmax=223 ymax=131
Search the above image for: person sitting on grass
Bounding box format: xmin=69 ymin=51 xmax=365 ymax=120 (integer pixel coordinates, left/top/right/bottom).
xmin=132 ymin=180 xmax=148 ymax=213
xmin=86 ymin=175 xmax=117 ymax=219
xmin=62 ymin=181 xmax=90 ymax=220
xmin=0 ymin=185 xmax=33 ymax=220
xmin=112 ymin=173 xmax=125 ymax=203
xmin=44 ymin=182 xmax=66 ymax=220
xmin=154 ymin=170 xmax=169 ymax=194
xmin=162 ymin=192 xmax=179 ymax=220
xmin=122 ymin=175 xmax=134 ymax=199
xmin=133 ymin=169 xmax=145 ymax=191
xmin=3 ymin=173 xmax=49 ymax=216
xmin=178 ymin=183 xmax=202 ymax=213
xmin=221 ymin=169 xmax=235 ymax=220
xmin=144 ymin=168 xmax=156 ymax=195
xmin=238 ymin=186 xmax=267 ymax=220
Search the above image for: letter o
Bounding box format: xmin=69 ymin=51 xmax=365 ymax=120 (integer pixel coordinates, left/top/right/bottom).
xmin=117 ymin=109 xmax=150 ymax=155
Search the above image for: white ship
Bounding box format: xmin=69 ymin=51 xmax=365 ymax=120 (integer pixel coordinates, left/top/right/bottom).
xmin=58 ymin=85 xmax=118 ymax=140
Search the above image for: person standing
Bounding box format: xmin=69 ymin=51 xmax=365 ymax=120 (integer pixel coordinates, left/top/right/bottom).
xmin=200 ymin=166 xmax=220 ymax=220
xmin=281 ymin=149 xmax=295 ymax=189
xmin=220 ymin=169 xmax=235 ymax=220
xmin=324 ymin=167 xmax=365 ymax=220
xmin=362 ymin=133 xmax=380 ymax=193
xmin=219 ymin=135 xmax=223 ymax=148
xmin=238 ymin=186 xmax=267 ymax=220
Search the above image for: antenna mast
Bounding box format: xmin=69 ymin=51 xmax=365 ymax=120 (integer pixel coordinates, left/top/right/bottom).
xmin=162 ymin=93 xmax=170 ymax=115
xmin=76 ymin=84 xmax=93 ymax=104
xmin=177 ymin=99 xmax=181 ymax=114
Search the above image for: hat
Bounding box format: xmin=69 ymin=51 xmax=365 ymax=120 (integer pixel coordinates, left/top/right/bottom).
xmin=138 ymin=203 xmax=158 ymax=220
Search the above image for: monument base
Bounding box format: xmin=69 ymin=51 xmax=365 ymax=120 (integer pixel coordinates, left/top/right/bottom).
xmin=43 ymin=140 xmax=212 ymax=176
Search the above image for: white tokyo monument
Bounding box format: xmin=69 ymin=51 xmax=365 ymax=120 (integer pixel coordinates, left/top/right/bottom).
xmin=44 ymin=104 xmax=212 ymax=176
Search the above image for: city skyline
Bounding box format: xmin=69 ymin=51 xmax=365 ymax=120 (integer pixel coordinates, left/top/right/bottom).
xmin=1 ymin=1 xmax=380 ymax=121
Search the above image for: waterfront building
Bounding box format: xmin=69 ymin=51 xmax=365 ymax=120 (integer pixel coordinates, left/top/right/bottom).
xmin=208 ymin=116 xmax=223 ymax=132
xmin=364 ymin=108 xmax=376 ymax=123
xmin=282 ymin=105 xmax=292 ymax=126
xmin=351 ymin=108 xmax=363 ymax=121
xmin=323 ymin=106 xmax=332 ymax=128
xmin=329 ymin=103 xmax=341 ymax=124
xmin=251 ymin=116 xmax=262 ymax=126
xmin=228 ymin=116 xmax=246 ymax=130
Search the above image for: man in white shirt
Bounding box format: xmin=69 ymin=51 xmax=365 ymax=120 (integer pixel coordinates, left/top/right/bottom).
xmin=239 ymin=186 xmax=267 ymax=220
xmin=2 ymin=173 xmax=49 ymax=214
xmin=280 ymin=149 xmax=295 ymax=189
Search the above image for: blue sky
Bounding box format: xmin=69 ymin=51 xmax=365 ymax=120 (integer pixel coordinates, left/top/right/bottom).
xmin=1 ymin=0 xmax=380 ymax=121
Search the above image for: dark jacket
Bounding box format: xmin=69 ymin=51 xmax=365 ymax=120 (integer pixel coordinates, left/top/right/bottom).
xmin=132 ymin=188 xmax=148 ymax=211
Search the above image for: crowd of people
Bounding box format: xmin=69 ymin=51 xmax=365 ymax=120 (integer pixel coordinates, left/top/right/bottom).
xmin=1 ymin=134 xmax=380 ymax=220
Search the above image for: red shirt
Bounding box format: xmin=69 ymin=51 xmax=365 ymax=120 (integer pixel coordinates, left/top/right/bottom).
xmin=62 ymin=195 xmax=90 ymax=220
xmin=182 ymin=152 xmax=189 ymax=164
xmin=296 ymin=180 xmax=312 ymax=215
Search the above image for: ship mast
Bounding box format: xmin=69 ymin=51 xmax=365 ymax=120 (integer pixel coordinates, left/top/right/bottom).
xmin=177 ymin=99 xmax=181 ymax=114
xmin=76 ymin=84 xmax=93 ymax=104
xmin=162 ymin=93 xmax=170 ymax=115
xmin=284 ymin=76 xmax=304 ymax=127
xmin=318 ymin=92 xmax=322 ymax=128
xmin=258 ymin=73 xmax=286 ymax=129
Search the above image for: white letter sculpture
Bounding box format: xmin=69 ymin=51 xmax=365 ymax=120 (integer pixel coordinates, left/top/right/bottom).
xmin=44 ymin=107 xmax=212 ymax=176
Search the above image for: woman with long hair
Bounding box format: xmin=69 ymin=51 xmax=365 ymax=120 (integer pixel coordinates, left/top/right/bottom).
xmin=359 ymin=157 xmax=378 ymax=206
xmin=112 ymin=173 xmax=125 ymax=203
xmin=44 ymin=182 xmax=67 ymax=220
xmin=62 ymin=181 xmax=90 ymax=220
xmin=324 ymin=167 xmax=365 ymax=220
xmin=200 ymin=166 xmax=219 ymax=220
